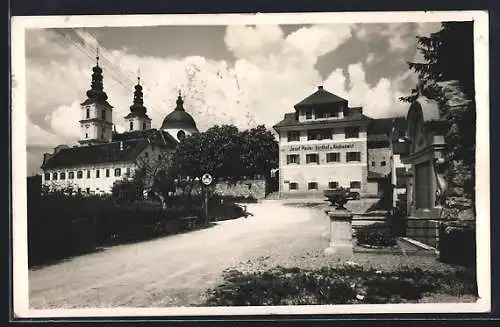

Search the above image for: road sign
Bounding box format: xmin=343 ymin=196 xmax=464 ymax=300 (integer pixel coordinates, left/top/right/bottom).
xmin=201 ymin=173 xmax=213 ymax=186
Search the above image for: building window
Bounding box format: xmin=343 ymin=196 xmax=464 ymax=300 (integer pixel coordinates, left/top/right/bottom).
xmin=44 ymin=173 xmax=50 ymax=181
xmin=305 ymin=110 xmax=312 ymax=119
xmin=289 ymin=182 xmax=298 ymax=190
xmin=350 ymin=181 xmax=361 ymax=189
xmin=287 ymin=131 xmax=299 ymax=142
xmin=87 ymin=170 xmax=91 ymax=178
xmin=69 ymin=172 xmax=75 ymax=179
xmin=85 ymin=133 xmax=89 ymax=138
xmin=307 ymin=129 xmax=331 ymax=141
xmin=101 ymin=109 xmax=106 ymax=120
xmin=143 ymin=122 xmax=147 ymax=130
xmin=52 ymin=172 xmax=58 ymax=180
xmin=77 ymin=171 xmax=83 ymax=179
xmin=308 ymin=182 xmax=318 ymax=190
xmin=345 ymin=127 xmax=360 ymax=138
xmin=129 ymin=121 xmax=134 ymax=131
xmin=371 ymin=161 xmax=376 ymax=167
xmin=328 ymin=181 xmax=339 ymax=189
xmin=86 ymin=188 xmax=90 ymax=194
xmin=286 ymin=154 xmax=300 ymax=164
xmin=346 ymin=151 xmax=361 ymax=162
xmin=326 ymin=152 xmax=340 ymax=163
xmin=86 ymin=108 xmax=90 ymax=119
xmin=114 ymin=168 xmax=121 ymax=177
xmin=381 ymin=161 xmax=387 ymax=167
xmin=60 ymin=172 xmax=66 ymax=180
xmin=95 ymin=169 xmax=100 ymax=178
xmin=106 ymin=169 xmax=110 ymax=177
xmin=126 ymin=167 xmax=131 ymax=176
xmin=306 ymin=153 xmax=319 ymax=164
xmin=307 ymin=130 xmax=318 ymax=140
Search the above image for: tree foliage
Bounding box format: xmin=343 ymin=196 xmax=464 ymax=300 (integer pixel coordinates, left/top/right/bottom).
xmin=401 ymin=21 xmax=476 ymax=209
xmin=400 ymin=21 xmax=475 ymax=103
xmin=171 ymin=124 xmax=279 ymax=180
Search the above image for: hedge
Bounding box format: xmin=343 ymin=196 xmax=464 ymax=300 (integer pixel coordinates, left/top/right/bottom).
xmin=27 ymin=193 xmax=246 ymax=267
xmin=438 ymin=220 xmax=476 ymax=267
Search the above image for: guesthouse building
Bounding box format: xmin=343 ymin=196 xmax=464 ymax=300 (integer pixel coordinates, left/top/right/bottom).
xmin=273 ymin=86 xmax=405 ymax=198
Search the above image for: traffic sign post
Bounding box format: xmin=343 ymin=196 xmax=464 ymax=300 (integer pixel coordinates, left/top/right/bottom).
xmin=201 ymin=173 xmax=213 ymax=225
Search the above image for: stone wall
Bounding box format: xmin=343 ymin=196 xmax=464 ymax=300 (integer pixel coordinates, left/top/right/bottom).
xmin=437 ymin=80 xmax=476 ymax=221
xmin=213 ymin=179 xmax=267 ymax=199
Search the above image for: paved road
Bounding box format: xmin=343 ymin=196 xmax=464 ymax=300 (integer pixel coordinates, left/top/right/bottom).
xmin=29 ymin=200 xmax=330 ymax=308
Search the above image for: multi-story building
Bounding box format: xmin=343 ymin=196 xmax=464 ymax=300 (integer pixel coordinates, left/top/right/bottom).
xmin=41 ymin=56 xmax=198 ymax=194
xmin=273 ymin=86 xmax=404 ymax=198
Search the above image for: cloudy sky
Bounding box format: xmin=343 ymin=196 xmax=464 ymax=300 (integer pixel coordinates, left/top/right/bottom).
xmin=25 ymin=22 xmax=442 ymax=174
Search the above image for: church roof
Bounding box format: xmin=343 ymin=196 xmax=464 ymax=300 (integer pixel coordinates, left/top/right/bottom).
xmin=294 ymin=86 xmax=347 ymax=109
xmin=161 ymin=93 xmax=198 ymax=131
xmin=112 ymin=128 xmax=178 ymax=147
xmin=41 ymin=139 xmax=149 ymax=170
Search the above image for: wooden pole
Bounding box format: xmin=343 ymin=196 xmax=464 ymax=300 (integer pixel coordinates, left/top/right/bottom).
xmin=204 ymin=187 xmax=209 ymax=225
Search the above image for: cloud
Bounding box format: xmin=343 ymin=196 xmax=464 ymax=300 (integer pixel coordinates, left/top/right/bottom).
xmin=25 ymin=23 xmax=423 ymax=173
xmin=324 ymin=62 xmax=410 ymax=118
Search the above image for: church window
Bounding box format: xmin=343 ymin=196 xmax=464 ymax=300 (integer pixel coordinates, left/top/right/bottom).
xmin=87 ymin=170 xmax=91 ymax=178
xmin=114 ymin=168 xmax=121 ymax=177
xmin=77 ymin=171 xmax=83 ymax=179
xmin=130 ymin=121 xmax=134 ymax=131
xmin=85 ymin=133 xmax=88 ymax=138
xmin=95 ymin=169 xmax=100 ymax=178
xmin=68 ymin=172 xmax=74 ymax=179
xmin=52 ymin=172 xmax=58 ymax=180
xmin=60 ymin=172 xmax=66 ymax=180
xmin=106 ymin=169 xmax=110 ymax=177
xmin=44 ymin=173 xmax=50 ymax=181
xmin=101 ymin=109 xmax=106 ymax=120
xmin=86 ymin=108 xmax=90 ymax=119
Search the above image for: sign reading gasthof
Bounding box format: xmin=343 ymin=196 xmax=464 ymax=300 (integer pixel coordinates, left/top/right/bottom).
xmin=287 ymin=143 xmax=355 ymax=152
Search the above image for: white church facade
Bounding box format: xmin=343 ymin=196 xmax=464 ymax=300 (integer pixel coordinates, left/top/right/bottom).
xmin=41 ymin=55 xmax=199 ymax=195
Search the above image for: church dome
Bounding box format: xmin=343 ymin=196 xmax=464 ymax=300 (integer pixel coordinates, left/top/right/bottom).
xmin=161 ymin=93 xmax=198 ymax=131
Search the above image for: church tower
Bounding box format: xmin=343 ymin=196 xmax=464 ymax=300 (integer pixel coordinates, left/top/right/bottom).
xmin=124 ymin=72 xmax=152 ymax=132
xmin=161 ymin=90 xmax=199 ymax=142
xmin=78 ymin=50 xmax=114 ymax=145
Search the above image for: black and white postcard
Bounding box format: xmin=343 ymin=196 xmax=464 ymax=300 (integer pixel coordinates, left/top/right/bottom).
xmin=11 ymin=10 xmax=490 ymax=318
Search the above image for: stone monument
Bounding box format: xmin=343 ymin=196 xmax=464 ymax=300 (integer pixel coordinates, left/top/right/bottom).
xmin=323 ymin=188 xmax=354 ymax=257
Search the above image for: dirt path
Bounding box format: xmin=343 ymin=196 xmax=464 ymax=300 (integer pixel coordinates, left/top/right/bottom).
xmin=29 ymin=200 xmax=331 ymax=308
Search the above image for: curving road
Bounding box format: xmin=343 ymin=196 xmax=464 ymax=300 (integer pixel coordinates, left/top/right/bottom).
xmin=29 ymin=200 xmax=330 ymax=308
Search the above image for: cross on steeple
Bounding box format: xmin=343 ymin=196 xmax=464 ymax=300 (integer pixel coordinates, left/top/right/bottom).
xmin=96 ymin=47 xmax=100 ymax=67
xmin=137 ymin=67 xmax=141 ymax=85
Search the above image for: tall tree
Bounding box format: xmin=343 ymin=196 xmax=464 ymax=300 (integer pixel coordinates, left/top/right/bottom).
xmin=240 ymin=125 xmax=279 ymax=177
xmin=401 ymin=21 xmax=476 ymax=211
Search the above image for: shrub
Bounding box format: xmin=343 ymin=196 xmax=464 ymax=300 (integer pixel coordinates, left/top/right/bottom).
xmin=203 ymin=266 xmax=477 ymax=306
xmin=438 ymin=220 xmax=476 ymax=266
xmin=355 ymin=222 xmax=397 ymax=247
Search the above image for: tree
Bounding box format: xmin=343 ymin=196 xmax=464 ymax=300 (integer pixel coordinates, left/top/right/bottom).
xmin=400 ymin=22 xmax=475 ymax=103
xmin=401 ymin=21 xmax=476 ymax=214
xmin=240 ymin=125 xmax=279 ymax=178
xmin=171 ymin=124 xmax=279 ymax=181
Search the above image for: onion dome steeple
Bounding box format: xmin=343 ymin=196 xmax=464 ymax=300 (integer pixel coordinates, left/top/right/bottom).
xmin=125 ymin=70 xmax=151 ymax=120
xmin=85 ymin=49 xmax=108 ymax=102
xmin=81 ymin=48 xmax=113 ymax=108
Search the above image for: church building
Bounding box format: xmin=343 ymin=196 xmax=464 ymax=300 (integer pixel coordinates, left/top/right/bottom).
xmin=41 ymin=55 xmax=198 ymax=195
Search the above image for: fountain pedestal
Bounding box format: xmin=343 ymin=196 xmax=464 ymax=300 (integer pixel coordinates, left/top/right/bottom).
xmin=324 ymin=209 xmax=354 ymax=256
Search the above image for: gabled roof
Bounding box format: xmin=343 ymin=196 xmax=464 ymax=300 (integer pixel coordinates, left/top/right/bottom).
xmin=294 ymin=86 xmax=347 ymax=109
xmin=41 ymin=139 xmax=150 ymax=170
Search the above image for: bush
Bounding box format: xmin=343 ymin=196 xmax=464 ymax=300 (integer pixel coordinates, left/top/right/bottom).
xmin=27 ymin=193 xmax=203 ymax=267
xmin=203 ymin=266 xmax=477 ymax=306
xmin=438 ymin=220 xmax=476 ymax=266
xmin=355 ymin=222 xmax=397 ymax=248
